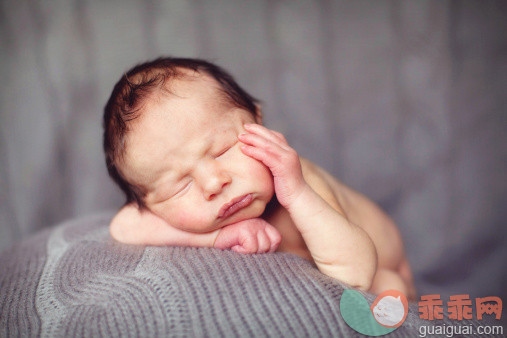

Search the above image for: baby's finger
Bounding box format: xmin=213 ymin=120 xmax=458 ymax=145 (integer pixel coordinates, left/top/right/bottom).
xmin=256 ymin=230 xmax=271 ymax=253
xmin=243 ymin=124 xmax=289 ymax=148
xmin=239 ymin=132 xmax=288 ymax=155
xmin=271 ymin=130 xmax=287 ymax=143
xmin=240 ymin=144 xmax=283 ymax=171
xmin=265 ymin=226 xmax=282 ymax=253
xmin=232 ymin=245 xmax=249 ymax=254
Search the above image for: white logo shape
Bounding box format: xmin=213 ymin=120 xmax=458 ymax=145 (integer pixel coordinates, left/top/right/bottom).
xmin=372 ymin=295 xmax=405 ymax=327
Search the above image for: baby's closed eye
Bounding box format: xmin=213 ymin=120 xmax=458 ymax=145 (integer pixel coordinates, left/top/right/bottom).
xmin=214 ymin=140 xmax=238 ymax=159
xmin=214 ymin=146 xmax=231 ymax=158
xmin=173 ymin=179 xmax=193 ymax=197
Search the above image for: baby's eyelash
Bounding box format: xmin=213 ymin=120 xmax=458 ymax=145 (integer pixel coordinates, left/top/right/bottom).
xmin=174 ymin=180 xmax=192 ymax=196
xmin=215 ymin=146 xmax=231 ymax=158
xmin=215 ymin=141 xmax=237 ymax=158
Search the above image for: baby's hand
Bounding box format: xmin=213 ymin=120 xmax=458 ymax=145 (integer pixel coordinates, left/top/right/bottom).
xmin=239 ymin=124 xmax=307 ymax=209
xmin=214 ymin=218 xmax=281 ymax=254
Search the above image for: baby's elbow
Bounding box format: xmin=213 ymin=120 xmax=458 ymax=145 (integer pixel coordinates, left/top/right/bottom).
xmin=351 ymin=271 xmax=375 ymax=291
xmin=331 ymin=251 xmax=377 ymax=291
xmin=110 ymin=219 xmax=128 ymax=243
xmin=109 ymin=214 xmax=138 ymax=245
xmin=349 ymin=263 xmax=376 ymax=291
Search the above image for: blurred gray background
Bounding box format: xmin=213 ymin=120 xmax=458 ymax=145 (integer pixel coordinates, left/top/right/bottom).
xmin=1 ymin=0 xmax=505 ymax=303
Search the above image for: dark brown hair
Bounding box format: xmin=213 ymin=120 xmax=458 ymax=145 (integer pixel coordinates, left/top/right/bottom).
xmin=103 ymin=57 xmax=259 ymax=208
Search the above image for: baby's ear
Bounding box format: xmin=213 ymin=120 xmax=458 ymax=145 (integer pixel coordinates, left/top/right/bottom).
xmin=254 ymin=103 xmax=263 ymax=124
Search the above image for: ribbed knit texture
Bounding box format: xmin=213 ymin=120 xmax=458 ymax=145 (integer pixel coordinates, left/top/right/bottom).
xmin=0 ymin=213 xmax=496 ymax=337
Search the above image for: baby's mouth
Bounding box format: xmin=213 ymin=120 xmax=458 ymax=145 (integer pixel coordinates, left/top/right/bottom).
xmin=218 ymin=194 xmax=253 ymax=219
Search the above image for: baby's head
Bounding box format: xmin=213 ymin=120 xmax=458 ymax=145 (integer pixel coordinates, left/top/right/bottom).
xmin=103 ymin=57 xmax=274 ymax=232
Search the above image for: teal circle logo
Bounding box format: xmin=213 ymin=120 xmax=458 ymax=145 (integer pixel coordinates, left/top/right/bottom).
xmin=340 ymin=289 xmax=408 ymax=336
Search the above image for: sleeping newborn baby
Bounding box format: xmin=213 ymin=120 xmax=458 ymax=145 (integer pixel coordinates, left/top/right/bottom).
xmin=103 ymin=57 xmax=416 ymax=299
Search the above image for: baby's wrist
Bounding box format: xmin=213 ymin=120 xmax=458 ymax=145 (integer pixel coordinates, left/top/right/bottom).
xmin=285 ymin=184 xmax=332 ymax=234
xmin=211 ymin=228 xmax=222 ymax=248
xmin=285 ymin=183 xmax=314 ymax=213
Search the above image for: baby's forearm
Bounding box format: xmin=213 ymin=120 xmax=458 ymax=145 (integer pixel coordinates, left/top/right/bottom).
xmin=110 ymin=204 xmax=280 ymax=253
xmin=131 ymin=221 xmax=220 ymax=248
xmin=110 ymin=204 xmax=220 ymax=247
xmin=287 ymin=185 xmax=378 ymax=290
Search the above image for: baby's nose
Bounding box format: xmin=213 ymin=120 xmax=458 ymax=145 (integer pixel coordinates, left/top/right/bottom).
xmin=196 ymin=159 xmax=232 ymax=200
xmin=203 ymin=173 xmax=231 ymax=200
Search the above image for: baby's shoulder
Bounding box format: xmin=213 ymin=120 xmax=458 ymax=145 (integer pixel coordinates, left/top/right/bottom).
xmin=299 ymin=157 xmax=342 ymax=192
xmin=299 ymin=157 xmax=346 ymax=214
xmin=300 ymin=158 xmax=397 ymax=232
xmin=299 ymin=157 xmax=330 ymax=180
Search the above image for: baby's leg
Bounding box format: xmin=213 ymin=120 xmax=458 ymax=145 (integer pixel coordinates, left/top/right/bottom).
xmin=370 ymin=259 xmax=416 ymax=301
xmin=370 ymin=269 xmax=408 ymax=296
xmin=397 ymin=257 xmax=416 ymax=301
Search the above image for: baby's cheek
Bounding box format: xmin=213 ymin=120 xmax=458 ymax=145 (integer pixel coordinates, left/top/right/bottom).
xmin=173 ymin=206 xmax=215 ymax=233
xmin=153 ymin=204 xmax=194 ymax=229
xmin=172 ymin=208 xmax=198 ymax=228
xmin=251 ymin=160 xmax=274 ymax=188
xmin=171 ymin=209 xmax=190 ymax=227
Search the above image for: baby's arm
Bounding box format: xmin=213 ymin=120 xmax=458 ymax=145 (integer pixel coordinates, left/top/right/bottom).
xmin=303 ymin=162 xmax=416 ymax=299
xmin=110 ymin=204 xmax=281 ymax=254
xmin=239 ymin=124 xmax=377 ymax=290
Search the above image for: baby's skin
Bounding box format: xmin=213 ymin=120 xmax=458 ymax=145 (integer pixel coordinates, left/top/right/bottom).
xmin=110 ymin=72 xmax=416 ymax=300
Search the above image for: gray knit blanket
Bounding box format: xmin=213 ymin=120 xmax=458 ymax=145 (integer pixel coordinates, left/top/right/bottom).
xmin=0 ymin=213 xmax=493 ymax=337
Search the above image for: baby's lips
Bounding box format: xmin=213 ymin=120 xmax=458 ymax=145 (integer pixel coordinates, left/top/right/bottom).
xmin=218 ymin=193 xmax=253 ymax=219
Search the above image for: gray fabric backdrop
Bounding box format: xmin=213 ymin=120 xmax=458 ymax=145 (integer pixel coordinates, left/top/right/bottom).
xmin=1 ymin=0 xmax=505 ymax=303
